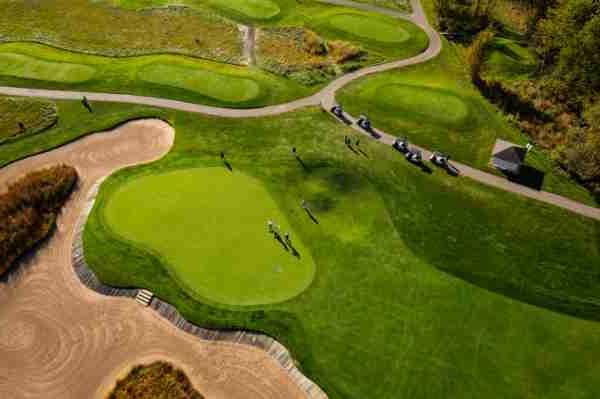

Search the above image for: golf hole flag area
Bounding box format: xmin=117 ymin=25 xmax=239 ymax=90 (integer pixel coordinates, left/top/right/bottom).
xmin=101 ymin=167 xmax=315 ymax=306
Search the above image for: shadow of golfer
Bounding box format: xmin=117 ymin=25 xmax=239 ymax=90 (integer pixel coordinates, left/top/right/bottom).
xmin=304 ymin=208 xmax=319 ymax=224
xmin=274 ymin=233 xmax=289 ymax=251
xmin=223 ymin=160 xmax=233 ymax=172
xmin=346 ymin=143 xmax=359 ymax=155
xmin=295 ymin=156 xmax=310 ymax=172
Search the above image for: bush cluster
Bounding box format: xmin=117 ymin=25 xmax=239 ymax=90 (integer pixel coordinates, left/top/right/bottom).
xmin=0 ymin=165 xmax=78 ymax=275
xmin=108 ymin=361 xmax=203 ymax=399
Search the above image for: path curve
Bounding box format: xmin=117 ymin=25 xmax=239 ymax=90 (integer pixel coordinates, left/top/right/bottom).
xmin=0 ymin=0 xmax=439 ymax=119
xmin=0 ymin=120 xmax=313 ymax=399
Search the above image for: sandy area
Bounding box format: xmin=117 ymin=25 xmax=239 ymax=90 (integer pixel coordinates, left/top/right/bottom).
xmin=0 ymin=119 xmax=307 ymax=399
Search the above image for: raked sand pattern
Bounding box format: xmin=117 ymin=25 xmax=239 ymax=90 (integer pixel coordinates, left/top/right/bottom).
xmin=0 ymin=120 xmax=311 ymax=399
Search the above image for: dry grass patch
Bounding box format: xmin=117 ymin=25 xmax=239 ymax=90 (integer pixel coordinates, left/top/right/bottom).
xmin=256 ymin=27 xmax=364 ymax=85
xmin=0 ymin=0 xmax=241 ymax=63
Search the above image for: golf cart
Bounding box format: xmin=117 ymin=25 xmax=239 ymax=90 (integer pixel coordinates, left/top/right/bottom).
xmin=356 ymin=114 xmax=372 ymax=131
xmin=393 ymin=137 xmax=409 ymax=153
xmin=331 ymin=105 xmax=344 ymax=118
xmin=405 ymin=148 xmax=422 ymax=164
xmin=429 ymin=151 xmax=450 ymax=166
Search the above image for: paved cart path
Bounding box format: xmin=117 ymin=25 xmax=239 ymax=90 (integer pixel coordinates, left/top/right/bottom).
xmin=0 ymin=0 xmax=596 ymax=220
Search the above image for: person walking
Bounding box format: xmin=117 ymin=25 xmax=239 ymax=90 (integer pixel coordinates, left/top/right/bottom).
xmin=267 ymin=220 xmax=274 ymax=233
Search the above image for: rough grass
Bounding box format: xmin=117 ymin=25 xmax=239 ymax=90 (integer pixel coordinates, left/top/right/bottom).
xmin=0 ymin=97 xmax=58 ymax=144
xmin=337 ymin=40 xmax=597 ymax=206
xmin=0 ymin=0 xmax=241 ymax=63
xmin=81 ymin=106 xmax=600 ymax=399
xmin=0 ymin=43 xmax=313 ymax=107
xmin=102 ymin=167 xmax=316 ymax=306
xmin=107 ymin=361 xmax=203 ymax=399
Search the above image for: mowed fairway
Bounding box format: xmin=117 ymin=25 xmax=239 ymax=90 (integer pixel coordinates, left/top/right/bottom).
xmin=0 ymin=43 xmax=311 ymax=107
xmin=0 ymin=52 xmax=96 ymax=83
xmin=102 ymin=168 xmax=315 ymax=306
xmin=138 ymin=64 xmax=260 ymax=103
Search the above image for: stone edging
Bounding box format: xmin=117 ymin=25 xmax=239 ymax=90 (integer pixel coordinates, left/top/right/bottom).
xmin=71 ymin=179 xmax=327 ymax=399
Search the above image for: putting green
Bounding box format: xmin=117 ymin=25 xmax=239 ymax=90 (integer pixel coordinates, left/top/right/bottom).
xmin=103 ymin=168 xmax=316 ymax=306
xmin=0 ymin=53 xmax=96 ymax=83
xmin=328 ymin=13 xmax=411 ymax=43
xmin=375 ymin=84 xmax=469 ymax=125
xmin=138 ymin=63 xmax=261 ymax=103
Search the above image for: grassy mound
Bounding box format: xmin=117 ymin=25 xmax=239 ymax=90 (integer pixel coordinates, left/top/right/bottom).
xmin=0 ymin=43 xmax=312 ymax=107
xmin=102 ymin=168 xmax=315 ymax=306
xmin=138 ymin=64 xmax=261 ymax=103
xmin=83 ymin=107 xmax=600 ymax=399
xmin=309 ymin=10 xmax=429 ymax=60
xmin=482 ymin=37 xmax=537 ymax=81
xmin=0 ymin=52 xmax=96 ymax=83
xmin=328 ymin=13 xmax=411 ymax=43
xmin=108 ymin=361 xmax=203 ymax=399
xmin=337 ymin=40 xmax=596 ymax=205
xmin=113 ymin=0 xmax=284 ymax=21
xmin=0 ymin=97 xmax=58 ymax=144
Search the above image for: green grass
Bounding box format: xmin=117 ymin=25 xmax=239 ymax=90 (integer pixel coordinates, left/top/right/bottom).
xmin=328 ymin=13 xmax=411 ymax=43
xmin=103 ymin=168 xmax=315 ymax=306
xmin=81 ymin=106 xmax=600 ymax=399
xmin=0 ymin=53 xmax=96 ymax=83
xmin=0 ymin=43 xmax=312 ymax=107
xmin=337 ymin=40 xmax=597 ymax=206
xmin=307 ymin=8 xmax=429 ymax=60
xmin=0 ymin=97 xmax=58 ymax=144
xmin=0 ymin=97 xmax=166 ymax=168
xmin=482 ymin=37 xmax=537 ymax=81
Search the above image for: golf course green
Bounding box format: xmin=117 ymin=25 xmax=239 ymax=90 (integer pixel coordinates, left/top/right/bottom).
xmin=329 ymin=13 xmax=411 ymax=43
xmin=102 ymin=168 xmax=315 ymax=306
xmin=0 ymin=43 xmax=311 ymax=107
xmin=337 ymin=41 xmax=597 ymax=205
xmin=82 ymin=107 xmax=600 ymax=399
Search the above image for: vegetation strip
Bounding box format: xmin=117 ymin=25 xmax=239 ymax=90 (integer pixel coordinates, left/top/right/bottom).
xmin=73 ymin=179 xmax=326 ymax=398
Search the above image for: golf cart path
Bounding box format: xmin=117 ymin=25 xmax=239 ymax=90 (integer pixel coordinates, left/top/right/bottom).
xmin=1 ymin=0 xmax=596 ymax=220
xmin=0 ymin=119 xmax=320 ymax=399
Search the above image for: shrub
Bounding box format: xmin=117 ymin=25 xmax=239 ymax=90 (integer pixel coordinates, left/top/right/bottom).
xmin=107 ymin=361 xmax=203 ymax=399
xmin=328 ymin=40 xmax=365 ymax=63
xmin=0 ymin=164 xmax=78 ymax=275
